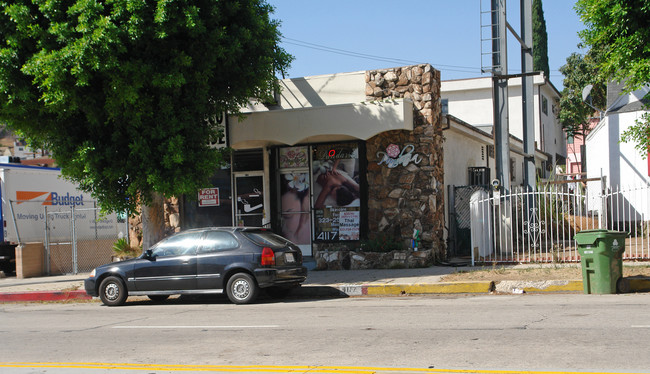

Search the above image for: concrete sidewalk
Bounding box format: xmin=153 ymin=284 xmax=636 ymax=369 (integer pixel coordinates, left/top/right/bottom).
xmin=0 ymin=265 xmax=581 ymax=302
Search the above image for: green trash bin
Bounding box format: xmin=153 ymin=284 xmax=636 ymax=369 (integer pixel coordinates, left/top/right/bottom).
xmin=574 ymin=229 xmax=627 ymax=294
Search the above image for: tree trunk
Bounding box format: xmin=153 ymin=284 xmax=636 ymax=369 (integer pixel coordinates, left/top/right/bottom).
xmin=141 ymin=192 xmax=166 ymax=251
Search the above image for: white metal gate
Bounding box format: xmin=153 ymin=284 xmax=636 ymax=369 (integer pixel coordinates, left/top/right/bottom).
xmin=470 ymin=182 xmax=650 ymax=264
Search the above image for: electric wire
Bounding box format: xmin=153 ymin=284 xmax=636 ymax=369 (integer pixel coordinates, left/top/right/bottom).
xmin=281 ymin=36 xmax=566 ymax=84
xmin=281 ymin=37 xmax=483 ymax=74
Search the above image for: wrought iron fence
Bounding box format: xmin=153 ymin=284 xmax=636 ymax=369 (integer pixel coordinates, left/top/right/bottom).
xmin=469 ymin=182 xmax=650 ymax=264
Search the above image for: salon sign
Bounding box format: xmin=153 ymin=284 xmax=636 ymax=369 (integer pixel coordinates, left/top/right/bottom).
xmin=377 ymin=144 xmax=422 ymax=168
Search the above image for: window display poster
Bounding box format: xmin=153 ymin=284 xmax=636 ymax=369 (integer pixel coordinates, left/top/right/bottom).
xmin=279 ymin=146 xmax=309 ymax=169
xmin=312 ymin=143 xmax=360 ymax=242
xmin=280 ymin=171 xmax=311 ymax=245
xmin=338 ymin=210 xmax=360 ymax=240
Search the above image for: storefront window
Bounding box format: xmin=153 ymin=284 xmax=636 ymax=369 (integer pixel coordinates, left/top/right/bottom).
xmin=182 ymin=166 xmax=233 ymax=229
xmin=279 ymin=171 xmax=311 ymax=244
xmin=311 ymin=143 xmax=361 ymax=241
xmin=277 ymin=146 xmax=312 ymax=255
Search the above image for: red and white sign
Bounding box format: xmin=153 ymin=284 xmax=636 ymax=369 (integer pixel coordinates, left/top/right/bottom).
xmin=198 ymin=188 xmax=220 ymax=207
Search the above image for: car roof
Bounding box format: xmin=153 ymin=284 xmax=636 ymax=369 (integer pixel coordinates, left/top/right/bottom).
xmin=179 ymin=227 xmax=271 ymax=234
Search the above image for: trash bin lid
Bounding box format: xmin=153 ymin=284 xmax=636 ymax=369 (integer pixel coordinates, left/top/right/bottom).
xmin=574 ymin=229 xmax=627 ymax=246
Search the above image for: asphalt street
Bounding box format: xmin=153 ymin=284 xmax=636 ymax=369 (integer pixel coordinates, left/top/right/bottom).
xmin=2 ymin=293 xmax=650 ymax=374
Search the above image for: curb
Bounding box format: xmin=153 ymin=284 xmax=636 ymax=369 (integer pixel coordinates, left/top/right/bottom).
xmin=334 ymin=281 xmax=495 ymax=296
xmin=1 ymin=277 xmax=649 ymax=302
xmin=494 ymin=280 xmax=583 ymax=293
xmin=0 ymin=290 xmax=91 ymax=302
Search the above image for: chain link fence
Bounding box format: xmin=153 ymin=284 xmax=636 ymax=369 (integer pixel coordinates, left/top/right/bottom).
xmin=45 ymin=205 xmax=128 ymax=275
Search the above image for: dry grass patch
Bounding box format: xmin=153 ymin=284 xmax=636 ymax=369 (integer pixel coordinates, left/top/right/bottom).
xmin=441 ymin=264 xmax=650 ymax=282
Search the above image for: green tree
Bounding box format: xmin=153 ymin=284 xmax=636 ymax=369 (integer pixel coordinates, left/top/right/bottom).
xmin=576 ymin=0 xmax=650 ymax=157
xmin=532 ymin=0 xmax=549 ymax=79
xmin=0 ymin=1 xmax=292 ymax=246
xmin=558 ymin=51 xmax=606 ymax=138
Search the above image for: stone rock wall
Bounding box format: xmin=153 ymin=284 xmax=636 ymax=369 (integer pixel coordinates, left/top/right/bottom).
xmin=315 ymin=249 xmax=433 ymax=270
xmin=365 ymin=64 xmax=445 ymax=261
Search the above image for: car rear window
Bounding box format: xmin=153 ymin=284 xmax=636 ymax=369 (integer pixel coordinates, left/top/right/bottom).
xmin=242 ymin=231 xmax=289 ymax=247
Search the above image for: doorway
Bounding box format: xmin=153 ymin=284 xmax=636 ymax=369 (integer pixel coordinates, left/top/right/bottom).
xmin=279 ymin=170 xmax=312 ymax=256
xmin=234 ymin=172 xmax=265 ymax=227
xmin=276 ymin=146 xmax=313 ymax=256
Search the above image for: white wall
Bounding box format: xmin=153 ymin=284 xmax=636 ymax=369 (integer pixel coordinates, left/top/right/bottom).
xmin=242 ymin=71 xmax=367 ymax=113
xmin=538 ymin=84 xmax=567 ymax=163
xmin=442 ymin=78 xmax=493 ymax=127
xmin=443 ymin=127 xmax=492 ymax=244
xmin=587 ymin=110 xmax=649 ymax=187
xmin=443 ymin=130 xmax=490 ymax=188
xmin=617 ymin=110 xmax=650 ymax=187
xmin=442 ymin=75 xmax=566 ymax=163
xmin=585 ymin=108 xmax=650 ymax=218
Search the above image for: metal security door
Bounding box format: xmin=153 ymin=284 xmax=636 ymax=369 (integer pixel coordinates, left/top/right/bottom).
xmin=448 ymin=185 xmax=489 ymax=257
xmin=234 ymin=173 xmax=265 ymax=227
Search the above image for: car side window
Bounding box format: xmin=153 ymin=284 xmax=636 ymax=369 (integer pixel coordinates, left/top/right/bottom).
xmin=199 ymin=231 xmax=239 ymax=254
xmin=151 ymin=232 xmax=202 ymax=257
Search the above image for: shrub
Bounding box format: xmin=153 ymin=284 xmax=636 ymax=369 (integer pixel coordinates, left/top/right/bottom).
xmin=360 ymin=233 xmax=404 ymax=252
xmin=112 ymin=238 xmax=141 ymax=258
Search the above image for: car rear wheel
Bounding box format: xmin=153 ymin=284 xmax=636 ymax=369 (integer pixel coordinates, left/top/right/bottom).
xmin=99 ymin=276 xmax=127 ymax=306
xmin=226 ymin=273 xmax=258 ymax=304
xmin=147 ymin=295 xmax=170 ymax=302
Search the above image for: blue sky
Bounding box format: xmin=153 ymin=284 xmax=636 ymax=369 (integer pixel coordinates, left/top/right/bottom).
xmin=267 ymin=0 xmax=585 ymax=91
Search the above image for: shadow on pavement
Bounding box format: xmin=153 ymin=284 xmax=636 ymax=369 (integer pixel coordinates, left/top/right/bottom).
xmin=116 ymin=286 xmax=348 ymax=307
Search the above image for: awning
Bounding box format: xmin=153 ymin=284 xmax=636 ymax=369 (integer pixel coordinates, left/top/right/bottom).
xmin=228 ymin=98 xmax=413 ymax=149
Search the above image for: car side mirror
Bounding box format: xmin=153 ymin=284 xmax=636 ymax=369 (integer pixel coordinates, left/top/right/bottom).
xmin=144 ymin=249 xmax=155 ymax=260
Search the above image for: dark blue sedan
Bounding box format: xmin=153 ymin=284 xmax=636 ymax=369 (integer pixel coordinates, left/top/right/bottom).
xmin=85 ymin=227 xmax=308 ymax=306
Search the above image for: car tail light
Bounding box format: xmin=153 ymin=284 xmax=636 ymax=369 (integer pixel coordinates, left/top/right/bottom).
xmin=261 ymin=247 xmax=275 ymax=266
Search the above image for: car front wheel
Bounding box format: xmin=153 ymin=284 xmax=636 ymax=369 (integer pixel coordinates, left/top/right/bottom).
xmin=226 ymin=273 xmax=258 ymax=304
xmin=99 ymin=276 xmax=127 ymax=306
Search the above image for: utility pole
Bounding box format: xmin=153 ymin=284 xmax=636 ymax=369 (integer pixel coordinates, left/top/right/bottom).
xmin=521 ymin=0 xmax=536 ymax=192
xmin=491 ymin=0 xmax=511 ymax=192
xmin=483 ymin=0 xmax=535 ymax=192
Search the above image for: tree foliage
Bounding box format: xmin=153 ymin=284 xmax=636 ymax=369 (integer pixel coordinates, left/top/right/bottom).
xmin=532 ymin=0 xmax=550 ymax=79
xmin=0 ymin=0 xmax=292 ymax=213
xmin=558 ymin=51 xmax=606 ymax=137
xmin=576 ymin=0 xmax=650 ymax=92
xmin=576 ymin=0 xmax=650 ymax=156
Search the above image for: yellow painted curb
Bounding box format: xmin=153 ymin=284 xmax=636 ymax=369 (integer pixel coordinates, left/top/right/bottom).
xmin=3 ymin=362 xmax=648 ymax=373
xmin=365 ymin=282 xmax=494 ymax=296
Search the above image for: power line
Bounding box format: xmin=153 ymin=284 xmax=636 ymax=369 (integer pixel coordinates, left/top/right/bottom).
xmin=281 ymin=37 xmax=482 ymax=74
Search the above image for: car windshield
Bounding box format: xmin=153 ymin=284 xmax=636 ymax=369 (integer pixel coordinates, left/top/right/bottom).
xmin=149 ymin=231 xmax=203 ymax=257
xmin=241 ymin=230 xmax=290 ymax=248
